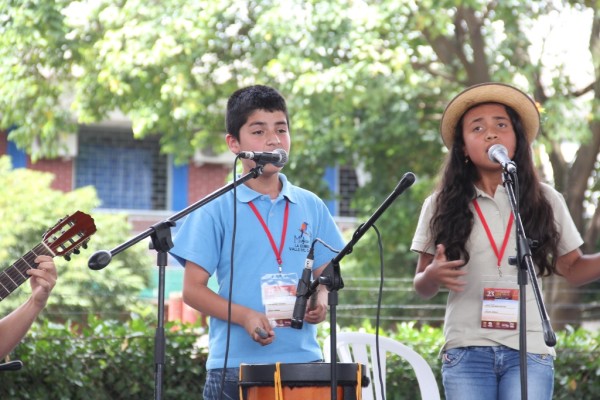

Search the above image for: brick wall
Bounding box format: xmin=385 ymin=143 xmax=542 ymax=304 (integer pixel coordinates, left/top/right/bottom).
xmin=28 ymin=158 xmax=74 ymax=192
xmin=188 ymin=163 xmax=231 ymax=203
xmin=1 ymin=129 xmax=233 ymax=210
xmin=0 ymin=131 xmax=7 ymax=155
xmin=0 ymin=131 xmax=73 ymax=192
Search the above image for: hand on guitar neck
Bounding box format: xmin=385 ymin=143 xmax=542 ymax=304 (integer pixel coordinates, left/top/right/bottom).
xmin=0 ymin=211 xmax=96 ymax=301
xmin=0 ymin=211 xmax=97 ymax=360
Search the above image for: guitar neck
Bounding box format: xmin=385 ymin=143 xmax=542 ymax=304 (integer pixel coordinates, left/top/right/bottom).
xmin=0 ymin=243 xmax=54 ymax=301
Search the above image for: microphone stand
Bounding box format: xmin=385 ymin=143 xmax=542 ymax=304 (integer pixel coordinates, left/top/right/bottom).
xmin=502 ymin=168 xmax=556 ymax=400
xmin=294 ymin=172 xmax=416 ymax=400
xmin=87 ymin=165 xmax=265 ymax=400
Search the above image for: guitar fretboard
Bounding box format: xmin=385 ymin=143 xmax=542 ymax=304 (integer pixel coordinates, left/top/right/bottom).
xmin=0 ymin=243 xmax=53 ymax=301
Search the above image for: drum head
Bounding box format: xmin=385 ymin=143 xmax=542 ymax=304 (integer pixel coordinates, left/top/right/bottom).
xmin=239 ymin=362 xmax=369 ymax=388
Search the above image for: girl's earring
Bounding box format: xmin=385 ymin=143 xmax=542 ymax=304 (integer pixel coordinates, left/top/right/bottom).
xmin=465 ymin=156 xmax=470 ymax=164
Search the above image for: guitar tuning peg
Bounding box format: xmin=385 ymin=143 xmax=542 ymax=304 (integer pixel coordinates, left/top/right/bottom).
xmin=64 ymin=254 xmax=71 ymax=261
xmin=82 ymin=243 xmax=88 ymax=249
xmin=73 ymin=249 xmax=80 ymax=255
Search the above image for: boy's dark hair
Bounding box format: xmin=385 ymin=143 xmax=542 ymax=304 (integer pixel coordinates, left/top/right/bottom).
xmin=226 ymin=85 xmax=289 ymax=140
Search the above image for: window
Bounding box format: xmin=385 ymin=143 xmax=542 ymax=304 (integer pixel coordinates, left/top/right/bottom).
xmin=75 ymin=126 xmax=168 ymax=210
xmin=338 ymin=165 xmax=358 ymax=217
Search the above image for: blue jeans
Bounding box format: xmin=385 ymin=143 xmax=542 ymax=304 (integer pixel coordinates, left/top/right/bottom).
xmin=203 ymin=368 xmax=240 ymax=400
xmin=442 ymin=346 xmax=554 ymax=400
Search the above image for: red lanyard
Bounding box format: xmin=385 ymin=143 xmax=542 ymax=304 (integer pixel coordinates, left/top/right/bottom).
xmin=473 ymin=199 xmax=514 ymax=270
xmin=248 ymin=200 xmax=289 ymax=273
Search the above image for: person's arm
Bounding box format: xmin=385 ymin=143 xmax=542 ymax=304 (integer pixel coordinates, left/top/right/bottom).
xmin=0 ymin=255 xmax=57 ymax=359
xmin=182 ymin=260 xmax=274 ymax=345
xmin=556 ymin=248 xmax=600 ymax=287
xmin=413 ymin=244 xmax=467 ymax=299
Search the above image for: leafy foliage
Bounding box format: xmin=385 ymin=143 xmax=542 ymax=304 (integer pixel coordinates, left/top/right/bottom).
xmin=3 ymin=1 xmax=600 ymax=324
xmin=0 ymin=156 xmax=153 ymax=323
xmin=319 ymin=322 xmax=600 ymax=400
xmin=2 ymin=319 xmax=596 ymax=399
xmin=0 ymin=316 xmax=206 ymax=399
xmin=553 ymin=325 xmax=600 ymax=400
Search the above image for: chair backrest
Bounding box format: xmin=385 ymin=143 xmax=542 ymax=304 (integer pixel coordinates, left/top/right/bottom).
xmin=324 ymin=332 xmax=441 ymax=400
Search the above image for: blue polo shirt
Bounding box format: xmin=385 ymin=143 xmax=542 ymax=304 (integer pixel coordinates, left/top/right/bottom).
xmin=170 ymin=173 xmax=345 ymax=370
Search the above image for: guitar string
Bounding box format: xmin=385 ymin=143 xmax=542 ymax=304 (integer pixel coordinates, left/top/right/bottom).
xmin=0 ymin=243 xmax=52 ymax=300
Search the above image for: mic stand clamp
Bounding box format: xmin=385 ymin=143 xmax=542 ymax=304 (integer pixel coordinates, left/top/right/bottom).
xmin=501 ymin=169 xmax=556 ymax=400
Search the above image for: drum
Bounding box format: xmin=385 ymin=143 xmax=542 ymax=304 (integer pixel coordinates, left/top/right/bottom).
xmin=239 ymin=362 xmax=368 ymax=400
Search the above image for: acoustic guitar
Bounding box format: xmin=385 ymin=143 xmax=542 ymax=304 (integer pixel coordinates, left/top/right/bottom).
xmin=0 ymin=211 xmax=96 ymax=301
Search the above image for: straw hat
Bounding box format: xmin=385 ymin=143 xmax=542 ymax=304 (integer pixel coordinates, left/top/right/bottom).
xmin=440 ymin=82 xmax=540 ymax=148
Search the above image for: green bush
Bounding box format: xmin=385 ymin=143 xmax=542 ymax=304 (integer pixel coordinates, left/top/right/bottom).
xmin=322 ymin=322 xmax=600 ymax=400
xmin=0 ymin=316 xmax=206 ymax=399
xmin=553 ymin=325 xmax=600 ymax=400
xmin=0 ymin=156 xmax=153 ymax=323
xmin=1 ymin=319 xmax=599 ymax=399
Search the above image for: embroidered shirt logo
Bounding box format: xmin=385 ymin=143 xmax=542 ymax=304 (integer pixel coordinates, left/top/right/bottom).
xmin=290 ymin=221 xmax=311 ymax=252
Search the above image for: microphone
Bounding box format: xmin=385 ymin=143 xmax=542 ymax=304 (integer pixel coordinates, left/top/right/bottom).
xmin=291 ymin=246 xmax=315 ymax=329
xmin=238 ymin=148 xmax=288 ymax=167
xmin=488 ymin=144 xmax=517 ymax=173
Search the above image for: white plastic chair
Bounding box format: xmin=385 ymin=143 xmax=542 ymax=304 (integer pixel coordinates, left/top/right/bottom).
xmin=324 ymin=332 xmax=441 ymax=400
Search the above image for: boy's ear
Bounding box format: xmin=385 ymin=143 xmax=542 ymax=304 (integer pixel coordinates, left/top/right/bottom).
xmin=226 ymin=134 xmax=240 ymax=153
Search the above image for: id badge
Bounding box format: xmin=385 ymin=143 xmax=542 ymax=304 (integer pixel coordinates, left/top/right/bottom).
xmin=260 ymin=273 xmax=299 ymax=327
xmin=481 ymin=287 xmax=519 ymax=330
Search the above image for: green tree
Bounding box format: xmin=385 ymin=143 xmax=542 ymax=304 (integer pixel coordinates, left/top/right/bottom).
xmin=2 ymin=0 xmax=600 ymax=327
xmin=0 ymin=156 xmax=153 ymax=323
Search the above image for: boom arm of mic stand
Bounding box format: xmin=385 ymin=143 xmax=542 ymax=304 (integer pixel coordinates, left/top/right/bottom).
xmin=88 ymin=165 xmax=265 ymax=268
xmin=293 ymin=172 xmax=418 ymax=325
xmin=316 ymin=172 xmax=416 ymax=291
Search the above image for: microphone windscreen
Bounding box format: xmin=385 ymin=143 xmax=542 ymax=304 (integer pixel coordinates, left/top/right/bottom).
xmin=488 ymin=144 xmax=508 ymax=162
xmin=274 ymin=148 xmax=288 ymax=167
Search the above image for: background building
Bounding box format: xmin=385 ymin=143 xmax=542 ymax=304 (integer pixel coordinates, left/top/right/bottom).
xmin=1 ymin=125 xmax=357 ymax=318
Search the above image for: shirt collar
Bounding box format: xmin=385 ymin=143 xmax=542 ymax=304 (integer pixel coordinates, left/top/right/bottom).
xmin=473 ymin=183 xmax=506 ymax=200
xmin=235 ymin=173 xmax=296 ymax=204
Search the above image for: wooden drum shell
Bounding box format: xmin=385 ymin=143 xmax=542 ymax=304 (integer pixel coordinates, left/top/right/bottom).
xmin=239 ymin=362 xmax=368 ymax=400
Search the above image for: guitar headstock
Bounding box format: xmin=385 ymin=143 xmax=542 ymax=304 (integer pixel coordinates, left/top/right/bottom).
xmin=43 ymin=211 xmax=97 ymax=261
